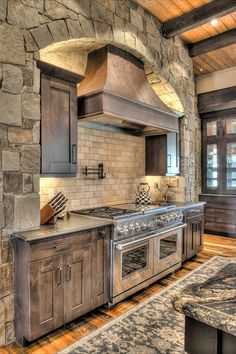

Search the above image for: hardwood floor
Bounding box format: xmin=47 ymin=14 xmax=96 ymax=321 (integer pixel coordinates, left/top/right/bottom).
xmin=2 ymin=234 xmax=236 ymax=354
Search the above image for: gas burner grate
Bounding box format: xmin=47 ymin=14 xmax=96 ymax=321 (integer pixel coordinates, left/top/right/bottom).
xmin=71 ymin=206 xmax=142 ymax=220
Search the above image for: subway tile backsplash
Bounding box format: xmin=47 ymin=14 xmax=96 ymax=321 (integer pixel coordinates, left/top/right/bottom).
xmin=40 ymin=126 xmax=145 ymax=210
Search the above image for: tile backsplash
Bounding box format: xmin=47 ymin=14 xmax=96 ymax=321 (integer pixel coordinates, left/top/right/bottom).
xmin=40 ymin=125 xmax=185 ymax=210
xmin=40 ymin=125 xmax=145 ymax=210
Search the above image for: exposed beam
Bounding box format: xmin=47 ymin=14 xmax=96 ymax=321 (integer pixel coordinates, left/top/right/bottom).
xmin=189 ymin=28 xmax=236 ymax=57
xmin=163 ymin=0 xmax=236 ymax=38
xmin=198 ymin=86 xmax=236 ymax=114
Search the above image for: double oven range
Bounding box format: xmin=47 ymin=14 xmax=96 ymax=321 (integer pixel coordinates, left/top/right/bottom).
xmin=72 ymin=203 xmax=186 ymax=306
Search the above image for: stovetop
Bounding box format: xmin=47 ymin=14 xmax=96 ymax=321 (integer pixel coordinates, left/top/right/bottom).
xmin=71 ymin=203 xmax=176 ymax=220
xmin=71 ymin=206 xmax=143 ymax=220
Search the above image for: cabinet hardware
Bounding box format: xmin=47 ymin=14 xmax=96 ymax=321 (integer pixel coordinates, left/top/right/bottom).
xmin=54 ymin=242 xmax=72 ymax=251
xmin=66 ymin=263 xmax=72 ymax=281
xmin=72 ymin=144 xmax=77 ymax=164
xmin=57 ymin=266 xmax=62 ymax=285
xmin=189 ymin=209 xmax=201 ymax=214
xmin=98 ymin=230 xmax=106 ymax=238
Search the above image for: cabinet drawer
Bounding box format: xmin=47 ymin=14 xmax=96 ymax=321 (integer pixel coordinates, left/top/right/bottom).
xmin=205 ymin=221 xmax=236 ymax=235
xmin=205 ymin=208 xmax=235 ymax=224
xmin=185 ymin=206 xmax=204 ymax=218
xmin=30 ymin=231 xmax=92 ymax=261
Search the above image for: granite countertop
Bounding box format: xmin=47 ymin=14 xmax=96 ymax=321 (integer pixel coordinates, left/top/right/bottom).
xmin=12 ymin=214 xmax=113 ymax=242
xmin=172 ymin=258 xmax=236 ymax=336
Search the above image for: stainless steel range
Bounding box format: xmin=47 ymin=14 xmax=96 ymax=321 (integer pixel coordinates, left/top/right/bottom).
xmin=72 ymin=203 xmax=186 ymax=305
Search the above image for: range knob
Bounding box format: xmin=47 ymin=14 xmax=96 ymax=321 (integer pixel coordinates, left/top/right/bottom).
xmin=135 ymin=222 xmax=142 ymax=232
xmin=117 ymin=226 xmax=125 ymax=235
xmin=129 ymin=223 xmax=136 ymax=234
xmin=141 ymin=222 xmax=148 ymax=231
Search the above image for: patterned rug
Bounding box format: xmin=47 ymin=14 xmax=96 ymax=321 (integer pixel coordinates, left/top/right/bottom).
xmin=59 ymin=256 xmax=230 ymax=354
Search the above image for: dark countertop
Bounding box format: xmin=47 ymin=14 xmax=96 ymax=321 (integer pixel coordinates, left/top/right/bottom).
xmin=172 ymin=258 xmax=236 ymax=336
xmin=12 ymin=201 xmax=204 ymax=242
xmin=12 ymin=214 xmax=113 ymax=242
xmin=172 ymin=201 xmax=205 ymax=209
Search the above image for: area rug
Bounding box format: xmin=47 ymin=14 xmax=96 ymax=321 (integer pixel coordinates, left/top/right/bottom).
xmin=59 ymin=256 xmax=232 ymax=354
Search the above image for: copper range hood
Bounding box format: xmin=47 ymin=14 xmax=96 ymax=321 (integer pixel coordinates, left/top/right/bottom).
xmin=77 ymin=45 xmax=179 ymax=134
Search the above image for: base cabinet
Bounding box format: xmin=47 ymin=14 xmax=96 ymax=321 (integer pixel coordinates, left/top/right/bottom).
xmin=12 ymin=227 xmax=110 ymax=346
xmin=185 ymin=317 xmax=236 ymax=354
xmin=182 ymin=206 xmax=204 ymax=261
xmin=200 ymin=194 xmax=236 ymax=236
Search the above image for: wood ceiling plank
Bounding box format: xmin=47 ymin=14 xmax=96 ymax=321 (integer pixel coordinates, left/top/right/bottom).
xmin=206 ymin=50 xmax=235 ymax=68
xmin=162 ymin=0 xmax=236 ymax=38
xmin=220 ymin=13 xmax=236 ymax=29
xmin=193 ymin=56 xmax=217 ymax=73
xmin=171 ymin=0 xmax=194 ymax=12
xmin=189 ymin=28 xmax=236 ymax=57
xmin=193 ymin=44 xmax=236 ymax=76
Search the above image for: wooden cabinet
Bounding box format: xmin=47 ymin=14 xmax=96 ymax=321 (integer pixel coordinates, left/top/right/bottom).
xmin=12 ymin=226 xmax=110 ymax=346
xmin=202 ymin=115 xmax=236 ymax=195
xmin=201 ymin=111 xmax=236 ymax=236
xmin=182 ymin=206 xmax=204 ymax=261
xmin=200 ymin=194 xmax=236 ymax=236
xmin=38 ymin=61 xmax=84 ymax=177
xmin=145 ymin=133 xmax=179 ymax=176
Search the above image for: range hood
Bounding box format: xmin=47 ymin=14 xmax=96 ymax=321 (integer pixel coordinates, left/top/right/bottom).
xmin=77 ymin=45 xmax=179 ymax=134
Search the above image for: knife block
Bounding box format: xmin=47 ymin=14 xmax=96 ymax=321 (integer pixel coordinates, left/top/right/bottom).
xmin=40 ymin=203 xmax=57 ymax=225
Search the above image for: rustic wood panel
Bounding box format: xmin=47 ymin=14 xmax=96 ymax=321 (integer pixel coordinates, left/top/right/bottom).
xmin=193 ymin=43 xmax=236 ymax=75
xmin=198 ymin=86 xmax=236 ymax=113
xmin=162 ymin=0 xmax=236 ymax=38
xmin=137 ymin=0 xmax=212 ymax=23
xmin=5 ymin=234 xmax=236 ymax=353
xmin=189 ymin=28 xmax=236 ymax=57
xmin=137 ymin=1 xmax=236 ymax=76
xmin=182 ymin=12 xmax=236 ymax=43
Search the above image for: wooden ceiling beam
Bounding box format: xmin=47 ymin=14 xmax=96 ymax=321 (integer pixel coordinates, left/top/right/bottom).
xmin=189 ymin=28 xmax=236 ymax=57
xmin=162 ymin=0 xmax=236 ymax=38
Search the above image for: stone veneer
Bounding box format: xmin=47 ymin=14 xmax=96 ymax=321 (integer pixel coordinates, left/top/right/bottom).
xmin=0 ymin=0 xmax=200 ymax=345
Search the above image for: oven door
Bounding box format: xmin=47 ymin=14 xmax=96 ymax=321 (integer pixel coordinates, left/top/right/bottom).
xmin=112 ymin=237 xmax=154 ymax=297
xmin=154 ymin=225 xmax=185 ymax=274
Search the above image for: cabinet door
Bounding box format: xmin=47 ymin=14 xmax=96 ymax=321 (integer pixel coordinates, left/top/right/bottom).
xmin=167 ymin=133 xmax=179 ymax=176
xmin=41 ymin=74 xmax=77 ymax=176
xmin=64 ymin=246 xmax=92 ymax=323
xmin=186 ymin=218 xmax=196 ymax=259
xmin=145 ymin=135 xmax=167 ymax=176
xmin=29 ymin=255 xmax=64 ymax=341
xmin=195 ymin=216 xmax=204 ymax=253
xmin=202 ymin=119 xmax=222 ymax=194
xmin=181 ymin=226 xmax=188 ymax=261
xmin=91 ymin=228 xmax=110 ymax=309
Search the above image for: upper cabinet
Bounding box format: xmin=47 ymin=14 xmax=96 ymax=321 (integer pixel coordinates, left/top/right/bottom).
xmin=145 ymin=133 xmax=179 ymax=176
xmin=38 ymin=61 xmax=84 ymax=177
xmin=202 ymin=116 xmax=236 ymax=194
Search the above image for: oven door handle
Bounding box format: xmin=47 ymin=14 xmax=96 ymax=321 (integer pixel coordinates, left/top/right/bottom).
xmin=115 ymin=224 xmax=187 ymax=250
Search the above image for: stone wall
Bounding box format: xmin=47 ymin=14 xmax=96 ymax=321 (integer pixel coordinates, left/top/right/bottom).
xmin=0 ymin=0 xmax=199 ymax=345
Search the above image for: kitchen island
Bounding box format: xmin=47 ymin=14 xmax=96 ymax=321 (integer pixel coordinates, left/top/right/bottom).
xmin=172 ymin=257 xmax=236 ymax=354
